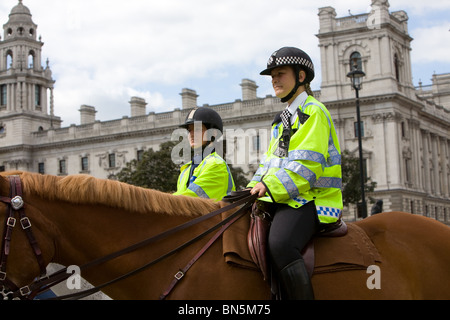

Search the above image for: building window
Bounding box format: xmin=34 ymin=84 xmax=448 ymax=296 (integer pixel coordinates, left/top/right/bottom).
xmin=28 ymin=51 xmax=35 ymax=69
xmin=35 ymin=85 xmax=41 ymax=107
xmin=363 ymin=158 xmax=368 ymax=182
xmin=1 ymin=85 xmax=6 ymax=106
xmin=405 ymin=158 xmax=412 ymax=185
xmin=253 ymin=134 xmax=261 ymax=152
xmin=109 ymin=153 xmax=116 ymax=168
xmin=401 ymin=121 xmax=406 ymax=138
xmin=137 ymin=150 xmax=144 ymax=162
xmin=430 ymin=167 xmax=435 ymax=194
xmin=59 ymin=159 xmax=67 ymax=175
xmin=6 ymin=52 xmax=13 ymax=69
xmin=38 ymin=162 xmax=45 ymax=174
xmin=350 ymin=52 xmax=362 ymax=72
xmin=394 ymin=53 xmax=400 ymax=82
xmin=81 ymin=157 xmax=89 ymax=172
xmin=0 ymin=166 xmax=5 ymax=172
xmin=354 ymin=121 xmax=364 ymax=138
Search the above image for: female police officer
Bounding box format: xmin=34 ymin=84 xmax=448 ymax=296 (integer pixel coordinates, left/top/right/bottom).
xmin=174 ymin=107 xmax=235 ymax=201
xmin=248 ymin=47 xmax=343 ymax=299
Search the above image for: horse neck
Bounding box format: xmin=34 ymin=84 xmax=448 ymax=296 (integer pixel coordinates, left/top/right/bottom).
xmin=47 ymin=200 xmax=193 ymax=274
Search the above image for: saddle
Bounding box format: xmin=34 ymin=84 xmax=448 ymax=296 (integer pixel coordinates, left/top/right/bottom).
xmin=247 ymin=202 xmax=348 ymax=280
xmin=222 ymin=201 xmax=381 ymax=283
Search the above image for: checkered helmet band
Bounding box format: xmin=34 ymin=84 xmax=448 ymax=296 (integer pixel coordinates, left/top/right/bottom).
xmin=269 ymin=55 xmax=314 ymax=73
xmin=261 ymin=47 xmax=315 ymax=83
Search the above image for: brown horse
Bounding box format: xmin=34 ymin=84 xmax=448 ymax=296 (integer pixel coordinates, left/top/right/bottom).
xmin=1 ymin=171 xmax=450 ymax=300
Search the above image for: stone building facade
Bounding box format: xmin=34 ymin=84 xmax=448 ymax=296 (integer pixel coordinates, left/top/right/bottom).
xmin=1 ymin=0 xmax=449 ymax=223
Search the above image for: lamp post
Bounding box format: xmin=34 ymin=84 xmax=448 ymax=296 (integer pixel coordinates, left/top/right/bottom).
xmin=347 ymin=65 xmax=367 ymax=219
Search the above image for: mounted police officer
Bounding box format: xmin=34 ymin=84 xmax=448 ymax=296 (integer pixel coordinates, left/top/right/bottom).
xmin=174 ymin=107 xmax=235 ymax=201
xmin=249 ymin=47 xmax=344 ymax=299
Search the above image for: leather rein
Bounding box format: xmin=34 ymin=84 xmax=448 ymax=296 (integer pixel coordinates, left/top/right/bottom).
xmin=0 ymin=175 xmax=256 ymax=300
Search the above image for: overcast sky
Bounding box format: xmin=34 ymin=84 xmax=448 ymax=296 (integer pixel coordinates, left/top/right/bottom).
xmin=1 ymin=0 xmax=449 ymax=126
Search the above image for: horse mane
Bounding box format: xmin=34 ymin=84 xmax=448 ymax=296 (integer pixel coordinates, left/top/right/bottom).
xmin=5 ymin=171 xmax=220 ymax=217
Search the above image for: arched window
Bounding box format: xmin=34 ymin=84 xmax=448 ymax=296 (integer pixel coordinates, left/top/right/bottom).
xmin=394 ymin=53 xmax=400 ymax=82
xmin=349 ymin=52 xmax=362 ymax=72
xmin=6 ymin=51 xmax=13 ymax=70
xmin=28 ymin=51 xmax=35 ymax=69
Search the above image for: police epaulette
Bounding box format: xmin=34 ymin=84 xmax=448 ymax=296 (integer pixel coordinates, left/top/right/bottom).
xmin=272 ymin=111 xmax=282 ymax=126
xmin=297 ymin=109 xmax=310 ymax=124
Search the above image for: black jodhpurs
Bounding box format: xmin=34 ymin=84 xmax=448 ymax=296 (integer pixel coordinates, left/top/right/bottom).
xmin=268 ymin=201 xmax=320 ymax=272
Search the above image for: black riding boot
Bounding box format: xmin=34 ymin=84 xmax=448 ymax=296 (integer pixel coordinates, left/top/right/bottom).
xmin=279 ymin=258 xmax=314 ymax=300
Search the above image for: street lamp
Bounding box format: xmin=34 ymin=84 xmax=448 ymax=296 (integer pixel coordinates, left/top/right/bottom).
xmin=347 ymin=64 xmax=367 ymax=219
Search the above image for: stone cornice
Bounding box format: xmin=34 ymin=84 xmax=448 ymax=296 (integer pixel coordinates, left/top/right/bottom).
xmin=31 ymin=126 xmax=179 ymax=151
xmin=0 ymin=111 xmax=61 ymax=123
xmin=325 ymin=92 xmax=424 ymax=111
xmin=0 ymin=144 xmax=33 ymax=153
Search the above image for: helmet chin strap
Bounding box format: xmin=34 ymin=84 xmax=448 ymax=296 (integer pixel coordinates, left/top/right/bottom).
xmin=280 ymin=66 xmax=305 ymax=103
xmin=281 ymin=82 xmax=301 ymax=103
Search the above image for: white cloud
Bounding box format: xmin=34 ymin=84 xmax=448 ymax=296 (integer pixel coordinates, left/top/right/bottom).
xmin=411 ymin=24 xmax=450 ymax=63
xmin=1 ymin=0 xmax=449 ymax=125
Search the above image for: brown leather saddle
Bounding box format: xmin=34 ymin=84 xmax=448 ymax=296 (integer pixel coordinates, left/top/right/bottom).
xmin=247 ymin=201 xmax=348 ymax=281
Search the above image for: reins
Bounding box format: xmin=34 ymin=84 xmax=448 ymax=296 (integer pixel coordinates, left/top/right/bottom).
xmin=29 ymin=191 xmax=257 ymax=300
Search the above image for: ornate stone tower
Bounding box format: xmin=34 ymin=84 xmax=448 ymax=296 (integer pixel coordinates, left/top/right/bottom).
xmin=317 ymin=0 xmax=416 ymax=102
xmin=317 ymin=0 xmax=450 ymax=217
xmin=0 ymin=1 xmax=61 ymax=171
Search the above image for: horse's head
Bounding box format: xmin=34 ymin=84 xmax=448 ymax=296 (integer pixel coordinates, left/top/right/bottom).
xmin=0 ymin=173 xmax=55 ymax=300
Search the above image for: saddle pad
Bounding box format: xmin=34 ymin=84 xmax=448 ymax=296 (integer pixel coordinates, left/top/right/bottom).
xmin=222 ymin=216 xmax=381 ymax=275
xmin=313 ymin=223 xmax=381 ymax=274
xmin=222 ymin=213 xmax=258 ymax=270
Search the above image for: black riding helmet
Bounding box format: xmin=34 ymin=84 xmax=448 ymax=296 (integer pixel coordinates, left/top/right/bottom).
xmin=180 ymin=107 xmax=223 ymax=133
xmin=260 ymin=47 xmax=315 ymax=103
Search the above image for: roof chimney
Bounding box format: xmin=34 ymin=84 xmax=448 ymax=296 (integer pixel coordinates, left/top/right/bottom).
xmin=79 ymin=105 xmax=96 ymax=125
xmin=240 ymin=79 xmax=258 ymax=100
xmin=129 ymin=96 xmax=147 ymax=117
xmin=180 ymin=88 xmax=198 ymax=109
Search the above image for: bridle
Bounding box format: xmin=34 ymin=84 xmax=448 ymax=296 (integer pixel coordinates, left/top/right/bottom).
xmin=0 ymin=175 xmax=257 ymax=300
xmin=0 ymin=176 xmax=46 ymax=300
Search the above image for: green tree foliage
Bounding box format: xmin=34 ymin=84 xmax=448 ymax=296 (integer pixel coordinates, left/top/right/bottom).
xmin=341 ymin=150 xmax=377 ymax=208
xmin=229 ymin=165 xmax=250 ymax=191
xmin=117 ymin=141 xmax=249 ymax=193
xmin=117 ymin=141 xmax=180 ymax=192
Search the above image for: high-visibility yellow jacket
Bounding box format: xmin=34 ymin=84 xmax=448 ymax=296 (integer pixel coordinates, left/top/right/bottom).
xmin=247 ymin=96 xmax=343 ymax=224
xmin=174 ymin=152 xmax=235 ymax=201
